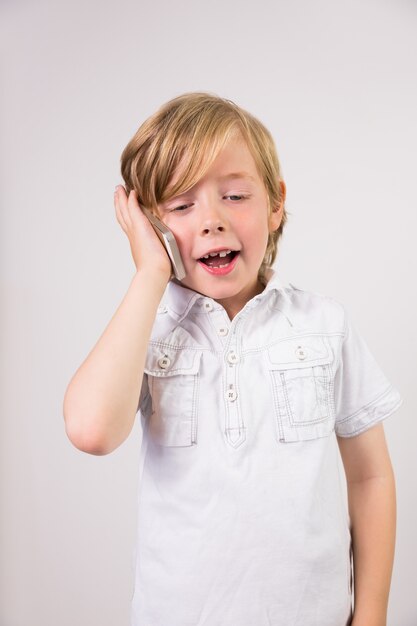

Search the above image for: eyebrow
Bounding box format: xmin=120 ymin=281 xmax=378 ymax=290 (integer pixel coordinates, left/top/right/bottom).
xmin=161 ymin=172 xmax=257 ymax=209
xmin=217 ymin=172 xmax=256 ymax=182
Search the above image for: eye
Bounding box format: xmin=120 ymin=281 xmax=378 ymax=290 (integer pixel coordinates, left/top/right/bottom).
xmin=172 ymin=204 xmax=191 ymax=212
xmin=225 ymin=195 xmax=248 ymax=201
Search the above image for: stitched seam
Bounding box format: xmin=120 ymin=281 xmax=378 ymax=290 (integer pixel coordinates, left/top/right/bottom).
xmin=337 ymin=384 xmax=394 ymax=424
xmin=151 ymin=373 xmax=197 ymax=446
xmin=148 ymin=341 xmax=209 ymax=352
xmin=270 ymin=370 xmax=284 ymax=441
xmin=327 ymin=362 xmax=336 ymax=419
xmin=235 ymin=360 xmax=244 ymax=433
xmin=336 ymin=395 xmax=403 ymax=438
xmin=191 ymin=371 xmax=199 ymax=444
xmin=145 ymin=349 xmax=204 ymax=376
xmin=241 ymin=331 xmax=344 ymax=357
xmin=280 ymin=371 xmax=293 ymax=431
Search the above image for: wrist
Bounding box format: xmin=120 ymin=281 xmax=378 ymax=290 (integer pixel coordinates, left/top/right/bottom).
xmin=352 ymin=609 xmax=387 ymax=626
xmin=133 ymin=267 xmax=170 ymax=292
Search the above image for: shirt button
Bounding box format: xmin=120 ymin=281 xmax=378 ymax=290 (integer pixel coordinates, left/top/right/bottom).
xmin=226 ymin=385 xmax=237 ymax=402
xmin=203 ymin=301 xmax=213 ymax=312
xmin=295 ymin=346 xmax=306 ymax=360
xmin=157 ymin=355 xmax=171 ymax=369
xmin=227 ymin=351 xmax=239 ymax=364
xmin=218 ymin=327 xmax=229 ymax=336
xmin=158 ymin=305 xmax=168 ymax=314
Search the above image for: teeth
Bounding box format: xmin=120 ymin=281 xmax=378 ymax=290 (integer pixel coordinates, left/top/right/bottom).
xmin=202 ymin=249 xmax=232 ymax=259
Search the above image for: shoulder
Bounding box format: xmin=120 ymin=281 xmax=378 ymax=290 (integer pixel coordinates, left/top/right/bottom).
xmin=288 ymin=281 xmax=345 ymax=308
xmin=285 ymin=282 xmax=347 ymax=334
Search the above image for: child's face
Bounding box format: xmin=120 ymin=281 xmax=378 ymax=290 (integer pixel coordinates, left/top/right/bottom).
xmin=158 ymin=132 xmax=283 ymax=319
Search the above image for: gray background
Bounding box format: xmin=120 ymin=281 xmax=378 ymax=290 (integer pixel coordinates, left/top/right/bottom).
xmin=1 ymin=0 xmax=416 ymax=624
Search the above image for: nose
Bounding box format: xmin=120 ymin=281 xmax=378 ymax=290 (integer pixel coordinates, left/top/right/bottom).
xmin=201 ymin=220 xmax=226 ymax=235
xmin=199 ymin=200 xmax=228 ymax=235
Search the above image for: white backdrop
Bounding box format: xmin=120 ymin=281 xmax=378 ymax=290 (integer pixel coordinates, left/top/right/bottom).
xmin=1 ymin=0 xmax=416 ymax=624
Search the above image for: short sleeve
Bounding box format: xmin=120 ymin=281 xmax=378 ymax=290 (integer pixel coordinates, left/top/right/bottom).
xmin=334 ymin=307 xmax=403 ymax=437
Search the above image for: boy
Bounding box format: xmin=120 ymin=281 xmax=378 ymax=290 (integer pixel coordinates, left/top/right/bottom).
xmin=63 ymin=92 xmax=403 ymax=626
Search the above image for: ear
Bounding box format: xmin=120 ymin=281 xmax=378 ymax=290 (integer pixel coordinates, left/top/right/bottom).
xmin=268 ymin=180 xmax=286 ymax=233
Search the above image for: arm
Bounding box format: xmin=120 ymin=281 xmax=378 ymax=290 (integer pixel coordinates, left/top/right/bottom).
xmin=337 ymin=423 xmax=396 ymax=626
xmin=63 ymin=188 xmax=171 ymax=455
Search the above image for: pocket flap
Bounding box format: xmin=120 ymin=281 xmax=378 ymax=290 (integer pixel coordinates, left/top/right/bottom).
xmin=267 ymin=336 xmax=332 ymax=369
xmin=144 ymin=345 xmax=203 ymax=377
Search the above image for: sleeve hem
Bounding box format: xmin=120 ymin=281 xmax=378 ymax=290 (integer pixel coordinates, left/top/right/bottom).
xmin=335 ymin=386 xmax=403 ymax=438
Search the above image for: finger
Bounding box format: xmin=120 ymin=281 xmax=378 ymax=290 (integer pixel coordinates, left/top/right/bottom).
xmin=115 ymin=203 xmax=128 ymax=233
xmin=116 ymin=186 xmax=134 ymax=226
xmin=126 ymin=189 xmax=145 ymax=223
xmin=114 ymin=190 xmax=129 ymax=232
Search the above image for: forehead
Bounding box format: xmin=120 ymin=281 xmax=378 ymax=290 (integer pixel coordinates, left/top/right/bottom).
xmin=169 ymin=132 xmax=261 ymax=191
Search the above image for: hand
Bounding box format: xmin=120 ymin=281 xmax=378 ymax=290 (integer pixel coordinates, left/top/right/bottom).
xmin=114 ymin=185 xmax=172 ymax=281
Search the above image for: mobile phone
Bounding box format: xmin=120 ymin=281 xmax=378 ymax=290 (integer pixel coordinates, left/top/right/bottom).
xmin=142 ymin=208 xmax=186 ymax=281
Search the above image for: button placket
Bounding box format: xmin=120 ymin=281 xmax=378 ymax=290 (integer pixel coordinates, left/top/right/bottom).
xmin=203 ymin=300 xmax=246 ymax=447
xmin=226 ymin=384 xmax=237 ymax=402
xmin=208 ymin=308 xmax=231 ymax=346
xmin=223 ymin=323 xmax=246 ymax=448
xmin=227 ymin=350 xmax=238 ymax=364
xmin=203 ymin=300 xmax=214 ymax=312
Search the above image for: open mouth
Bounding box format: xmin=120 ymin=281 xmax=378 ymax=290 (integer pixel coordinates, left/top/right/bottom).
xmin=198 ymin=250 xmax=239 ymax=268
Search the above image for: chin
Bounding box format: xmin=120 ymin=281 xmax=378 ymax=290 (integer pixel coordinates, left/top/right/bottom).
xmin=200 ymin=285 xmax=242 ymax=300
xmin=182 ymin=269 xmax=250 ymax=300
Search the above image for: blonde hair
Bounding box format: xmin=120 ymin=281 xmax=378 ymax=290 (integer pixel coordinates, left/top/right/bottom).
xmin=120 ymin=92 xmax=288 ymax=281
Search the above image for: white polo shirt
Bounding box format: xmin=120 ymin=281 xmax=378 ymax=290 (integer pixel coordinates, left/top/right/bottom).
xmin=131 ymin=267 xmax=403 ymax=626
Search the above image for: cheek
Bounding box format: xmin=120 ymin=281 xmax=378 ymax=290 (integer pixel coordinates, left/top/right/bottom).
xmin=239 ymin=211 xmax=269 ymax=241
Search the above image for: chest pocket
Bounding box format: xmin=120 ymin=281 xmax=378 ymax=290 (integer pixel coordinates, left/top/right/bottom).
xmin=266 ymin=336 xmax=335 ymax=443
xmin=144 ymin=345 xmax=203 ymax=447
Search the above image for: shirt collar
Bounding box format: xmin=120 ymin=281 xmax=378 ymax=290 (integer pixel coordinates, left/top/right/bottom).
xmin=158 ymin=266 xmax=292 ymax=323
